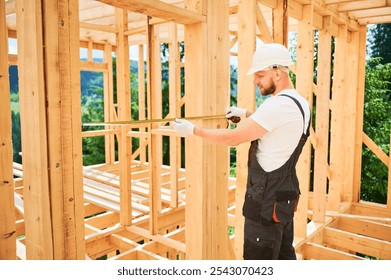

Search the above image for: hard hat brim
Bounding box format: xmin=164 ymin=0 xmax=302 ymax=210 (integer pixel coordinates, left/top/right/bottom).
xmin=246 ymin=66 xmax=265 ymax=75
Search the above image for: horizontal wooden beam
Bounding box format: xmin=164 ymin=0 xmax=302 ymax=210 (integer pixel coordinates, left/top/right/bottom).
xmin=80 ymin=21 xmax=118 ymax=33
xmin=358 ymin=14 xmax=391 ymax=24
xmin=324 ymin=227 xmax=391 ymax=259
xmin=337 ymin=0 xmax=388 ymax=12
xmin=97 ymin=0 xmax=205 ymax=25
xmin=80 ymin=61 xmax=109 ymax=72
xmin=303 ymin=242 xmax=364 ymax=260
xmin=127 ymin=225 xmax=186 ymax=252
xmin=337 ymin=217 xmax=391 ymax=242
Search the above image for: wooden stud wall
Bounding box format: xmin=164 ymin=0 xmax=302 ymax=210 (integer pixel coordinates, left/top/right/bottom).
xmin=16 ymin=0 xmax=84 ymax=259
xmin=1 ymin=0 xmax=391 ymax=260
xmin=0 ymin=0 xmax=16 ymax=260
xmin=184 ymin=0 xmax=231 ymax=260
xmin=234 ymin=0 xmax=257 ymax=260
xmin=294 ymin=3 xmax=314 ymax=240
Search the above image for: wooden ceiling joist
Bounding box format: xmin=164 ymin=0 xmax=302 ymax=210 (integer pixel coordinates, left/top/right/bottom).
xmin=96 ymin=0 xmax=205 ymax=25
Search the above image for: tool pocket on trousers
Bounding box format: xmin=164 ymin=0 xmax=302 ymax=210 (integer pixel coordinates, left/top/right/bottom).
xmin=242 ymin=193 xmax=261 ymax=222
xmin=272 ymin=191 xmax=299 ymax=223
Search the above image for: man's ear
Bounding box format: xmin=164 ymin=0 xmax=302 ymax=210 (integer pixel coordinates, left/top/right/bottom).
xmin=274 ymin=69 xmax=281 ymax=80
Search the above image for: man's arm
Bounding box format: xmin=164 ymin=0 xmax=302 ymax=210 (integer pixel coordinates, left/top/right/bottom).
xmin=193 ymin=117 xmax=267 ymax=146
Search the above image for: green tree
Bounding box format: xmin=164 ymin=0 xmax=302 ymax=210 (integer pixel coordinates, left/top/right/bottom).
xmin=368 ymin=24 xmax=391 ymax=65
xmin=361 ymin=58 xmax=391 ymax=203
xmin=11 ymin=111 xmax=22 ymax=164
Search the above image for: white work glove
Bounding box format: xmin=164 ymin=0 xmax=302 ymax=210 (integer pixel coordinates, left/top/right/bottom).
xmin=173 ymin=118 xmax=195 ymax=137
xmin=225 ymin=106 xmax=246 ymax=119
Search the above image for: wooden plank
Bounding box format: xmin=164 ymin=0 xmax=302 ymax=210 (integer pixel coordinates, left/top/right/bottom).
xmin=44 ymin=0 xmax=85 ymax=260
xmin=294 ymin=3 xmax=314 ymax=238
xmin=146 ymin=20 xmax=162 ymax=235
xmin=184 ymin=0 xmax=231 ymax=260
xmin=103 ymin=43 xmax=116 ymax=165
xmin=168 ymin=23 xmax=179 ymax=208
xmin=0 ymin=0 xmax=16 ymax=260
xmin=234 ymin=0 xmax=257 ymax=260
xmin=337 ymin=0 xmax=387 ymax=12
xmin=97 ymin=0 xmax=205 ymax=25
xmin=352 ymin=25 xmax=368 ymax=203
xmin=324 ymin=227 xmax=391 ymax=259
xmin=341 ymin=29 xmax=360 ymax=203
xmin=16 ymin=0 xmax=54 ymax=259
xmin=45 ymin=0 xmax=85 ymax=259
xmin=80 ymin=21 xmax=118 ymax=33
xmin=127 ymin=225 xmax=186 ymax=252
xmin=116 ymin=8 xmax=132 ymax=226
xmin=362 ymin=132 xmax=389 ymax=166
xmin=337 ymin=217 xmax=391 ymax=242
xmin=302 ymin=242 xmax=364 ymax=260
xmin=81 ymin=129 xmax=119 ymax=138
xmin=312 ymin=16 xmax=332 ymax=224
xmin=350 ymin=201 xmax=391 ymax=219
xmin=255 ymin=2 xmax=273 ymax=43
xmin=16 ymin=0 xmax=85 ymax=259
xmin=80 ymin=61 xmax=108 ymax=72
xmin=205 ymin=0 xmax=231 ymax=260
xmin=272 ymin=0 xmax=288 ymax=45
xmin=328 ymin=24 xmax=348 ymax=212
xmin=358 ymin=15 xmax=391 ymax=25
xmin=138 ymin=44 xmax=147 ymax=163
xmin=109 ymin=234 xmax=136 ymax=251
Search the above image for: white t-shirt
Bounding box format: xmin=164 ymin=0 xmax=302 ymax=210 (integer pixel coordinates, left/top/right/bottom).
xmin=249 ymin=89 xmax=310 ymax=172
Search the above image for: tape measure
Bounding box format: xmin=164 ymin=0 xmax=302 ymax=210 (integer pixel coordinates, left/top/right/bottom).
xmin=82 ymin=115 xmax=241 ymax=126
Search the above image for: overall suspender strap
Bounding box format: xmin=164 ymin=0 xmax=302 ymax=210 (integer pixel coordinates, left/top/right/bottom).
xmin=279 ymin=94 xmax=311 ymax=137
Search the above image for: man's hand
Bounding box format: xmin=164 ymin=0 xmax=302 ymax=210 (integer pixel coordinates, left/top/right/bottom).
xmin=226 ymin=106 xmax=246 ymax=120
xmin=173 ymin=118 xmax=195 ymax=137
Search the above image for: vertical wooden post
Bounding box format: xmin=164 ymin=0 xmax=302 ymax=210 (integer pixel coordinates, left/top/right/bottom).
xmin=147 ymin=21 xmax=163 ymax=234
xmin=294 ymin=4 xmax=314 ymax=239
xmin=116 ymin=8 xmax=132 ymax=226
xmin=168 ymin=23 xmax=179 ymax=208
xmin=235 ymin=0 xmax=256 ymax=259
xmin=184 ymin=0 xmax=230 ymax=259
xmin=312 ymin=16 xmax=332 ymax=224
xmin=0 ymin=0 xmax=16 ymax=260
xmin=352 ymin=25 xmax=367 ymax=203
xmin=104 ymin=43 xmax=115 ymax=165
xmin=273 ymin=0 xmax=289 ymax=46
xmin=138 ymin=44 xmax=147 ymax=163
xmin=328 ymin=24 xmax=348 ymax=212
xmin=16 ymin=0 xmax=84 ymax=259
xmin=343 ymin=30 xmax=360 ymax=203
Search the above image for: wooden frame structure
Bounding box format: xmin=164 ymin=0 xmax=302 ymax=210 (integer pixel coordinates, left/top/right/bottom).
xmin=1 ymin=0 xmax=391 ymax=260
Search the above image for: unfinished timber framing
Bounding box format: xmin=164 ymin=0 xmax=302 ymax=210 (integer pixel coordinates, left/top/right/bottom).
xmin=2 ymin=0 xmax=391 ymax=260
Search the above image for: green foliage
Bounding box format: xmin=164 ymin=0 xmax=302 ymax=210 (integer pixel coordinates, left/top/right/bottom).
xmin=368 ymin=24 xmax=391 ymax=65
xmin=361 ymin=59 xmax=391 ymax=203
xmin=11 ymin=111 xmax=22 ymax=164
xmin=81 ymin=94 xmax=106 ymax=166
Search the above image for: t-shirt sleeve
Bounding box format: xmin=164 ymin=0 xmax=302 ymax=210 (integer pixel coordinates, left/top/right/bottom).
xmin=249 ymin=98 xmax=286 ymax=132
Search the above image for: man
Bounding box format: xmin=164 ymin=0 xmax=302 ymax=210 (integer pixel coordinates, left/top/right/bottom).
xmin=173 ymin=43 xmax=311 ymax=260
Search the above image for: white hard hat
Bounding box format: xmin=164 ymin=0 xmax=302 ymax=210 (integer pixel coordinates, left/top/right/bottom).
xmin=246 ymin=43 xmax=293 ymax=75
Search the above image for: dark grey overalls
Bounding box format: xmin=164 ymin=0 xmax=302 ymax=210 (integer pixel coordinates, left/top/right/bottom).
xmin=242 ymin=94 xmax=310 ymax=260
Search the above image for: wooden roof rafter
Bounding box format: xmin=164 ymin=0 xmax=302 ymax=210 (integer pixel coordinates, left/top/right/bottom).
xmin=96 ymin=0 xmax=205 ymax=25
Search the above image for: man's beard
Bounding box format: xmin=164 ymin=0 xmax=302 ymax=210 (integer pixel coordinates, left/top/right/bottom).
xmin=259 ymin=80 xmax=276 ymax=96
